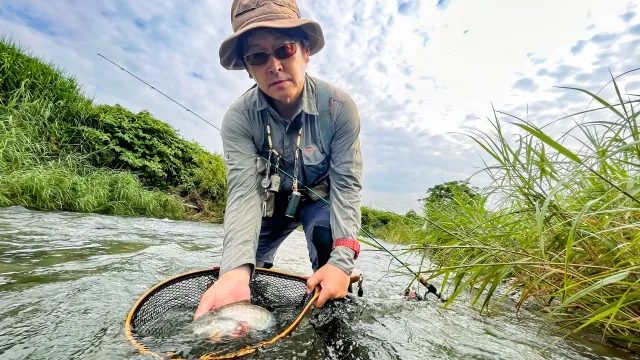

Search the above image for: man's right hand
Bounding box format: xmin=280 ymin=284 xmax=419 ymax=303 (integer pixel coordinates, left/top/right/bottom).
xmin=193 ymin=265 xmax=251 ymax=320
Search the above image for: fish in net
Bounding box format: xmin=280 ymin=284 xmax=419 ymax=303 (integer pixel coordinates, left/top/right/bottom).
xmin=125 ymin=267 xmax=362 ymax=359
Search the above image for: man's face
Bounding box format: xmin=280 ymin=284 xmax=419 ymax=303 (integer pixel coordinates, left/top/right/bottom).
xmin=243 ymin=29 xmax=310 ymax=106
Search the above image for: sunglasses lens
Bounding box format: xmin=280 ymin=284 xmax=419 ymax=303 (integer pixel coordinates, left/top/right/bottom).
xmin=244 ymin=43 xmax=298 ymax=66
xmin=274 ymin=43 xmax=297 ymax=59
xmin=245 ymin=52 xmax=269 ymax=66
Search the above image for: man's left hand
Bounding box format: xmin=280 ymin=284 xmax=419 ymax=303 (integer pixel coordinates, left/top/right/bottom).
xmin=306 ymin=263 xmax=350 ymax=307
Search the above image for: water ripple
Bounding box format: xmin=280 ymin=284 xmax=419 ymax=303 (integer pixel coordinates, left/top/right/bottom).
xmin=0 ymin=206 xmax=637 ymax=360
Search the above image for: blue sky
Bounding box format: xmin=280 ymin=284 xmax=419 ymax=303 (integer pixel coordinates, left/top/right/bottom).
xmin=1 ymin=0 xmax=639 ymax=214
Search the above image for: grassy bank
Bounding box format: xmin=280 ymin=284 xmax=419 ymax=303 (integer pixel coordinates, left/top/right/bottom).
xmin=375 ymin=74 xmax=640 ymax=349
xmin=4 ymin=34 xmax=639 ymax=351
xmin=360 ymin=206 xmax=426 ymax=244
xmin=0 ymin=39 xmax=226 ymax=221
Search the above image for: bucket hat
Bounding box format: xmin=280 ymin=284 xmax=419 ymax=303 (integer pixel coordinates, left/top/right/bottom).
xmin=219 ymin=0 xmax=325 ymax=70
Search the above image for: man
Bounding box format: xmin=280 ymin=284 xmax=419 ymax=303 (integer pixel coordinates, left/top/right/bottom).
xmin=194 ymin=0 xmax=363 ymax=320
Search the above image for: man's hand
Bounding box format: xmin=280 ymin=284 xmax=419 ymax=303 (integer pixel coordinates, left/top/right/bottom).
xmin=193 ymin=266 xmax=251 ymax=320
xmin=305 ymin=263 xmax=350 ymax=307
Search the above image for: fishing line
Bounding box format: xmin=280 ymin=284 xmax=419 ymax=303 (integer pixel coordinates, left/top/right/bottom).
xmin=371 ymin=200 xmax=472 ymax=245
xmin=97 ymin=54 xmax=442 ymax=299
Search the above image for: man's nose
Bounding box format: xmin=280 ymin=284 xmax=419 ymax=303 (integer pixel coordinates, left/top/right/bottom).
xmin=266 ymin=53 xmax=283 ymax=73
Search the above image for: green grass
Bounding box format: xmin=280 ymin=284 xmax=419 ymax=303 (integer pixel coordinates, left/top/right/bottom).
xmin=0 ymin=37 xmax=226 ymax=221
xmin=3 ymin=32 xmax=639 ymax=351
xmin=0 ymin=162 xmax=185 ymax=218
xmin=359 ymin=206 xmax=427 ymax=244
xmin=0 ymin=92 xmax=186 ymax=219
xmin=380 ymin=72 xmax=640 ymax=349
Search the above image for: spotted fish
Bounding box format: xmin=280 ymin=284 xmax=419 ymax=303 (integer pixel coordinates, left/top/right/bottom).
xmin=190 ymin=301 xmax=276 ymax=341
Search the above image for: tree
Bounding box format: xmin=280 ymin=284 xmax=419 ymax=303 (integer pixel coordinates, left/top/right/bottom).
xmin=405 ymin=209 xmax=422 ymax=222
xmin=419 ymin=180 xmax=485 ymax=210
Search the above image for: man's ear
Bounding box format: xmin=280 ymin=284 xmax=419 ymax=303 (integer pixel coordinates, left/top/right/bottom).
xmin=303 ymin=46 xmax=310 ymax=64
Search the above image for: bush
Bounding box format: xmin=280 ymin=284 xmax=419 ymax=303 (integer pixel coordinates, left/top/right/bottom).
xmin=0 ymin=37 xmax=226 ymax=219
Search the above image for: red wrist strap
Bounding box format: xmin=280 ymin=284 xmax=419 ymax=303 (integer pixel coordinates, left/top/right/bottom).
xmin=333 ymin=238 xmax=360 ymax=260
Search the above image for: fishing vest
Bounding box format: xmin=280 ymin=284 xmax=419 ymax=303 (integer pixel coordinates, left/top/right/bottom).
xmin=254 ymin=77 xmax=335 ymax=202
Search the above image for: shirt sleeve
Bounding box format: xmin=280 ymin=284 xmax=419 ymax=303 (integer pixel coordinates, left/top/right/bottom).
xmin=325 ymin=94 xmax=364 ymax=275
xmin=219 ymin=107 xmax=262 ymax=276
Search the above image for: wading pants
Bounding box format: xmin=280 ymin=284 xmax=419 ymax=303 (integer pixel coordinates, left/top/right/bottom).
xmin=255 ymin=191 xmax=332 ymax=272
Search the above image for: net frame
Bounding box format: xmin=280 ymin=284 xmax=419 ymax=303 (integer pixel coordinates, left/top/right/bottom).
xmin=124 ymin=267 xmax=324 ymax=360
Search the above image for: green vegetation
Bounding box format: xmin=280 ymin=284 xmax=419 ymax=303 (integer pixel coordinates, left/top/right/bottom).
xmin=360 ymin=206 xmax=425 ymax=244
xmin=368 ymin=74 xmax=640 ymax=350
xmin=3 ymin=34 xmax=639 ymax=352
xmin=359 ymin=181 xmax=485 ymax=245
xmin=0 ymin=38 xmax=226 ymax=221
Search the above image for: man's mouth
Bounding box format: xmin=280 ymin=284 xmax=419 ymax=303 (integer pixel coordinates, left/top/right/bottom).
xmin=270 ymin=80 xmax=288 ymax=86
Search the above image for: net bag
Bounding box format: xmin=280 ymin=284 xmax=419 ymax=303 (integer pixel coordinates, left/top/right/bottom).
xmin=125 ymin=267 xmax=352 ymax=359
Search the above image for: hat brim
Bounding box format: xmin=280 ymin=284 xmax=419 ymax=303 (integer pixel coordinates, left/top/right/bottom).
xmin=219 ymin=18 xmax=324 ymax=70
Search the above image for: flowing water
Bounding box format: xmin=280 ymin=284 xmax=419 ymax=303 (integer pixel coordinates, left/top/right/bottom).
xmin=0 ymin=206 xmax=637 ymax=360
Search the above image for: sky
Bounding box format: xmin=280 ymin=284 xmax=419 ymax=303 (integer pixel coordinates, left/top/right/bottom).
xmin=1 ymin=0 xmax=639 ymax=214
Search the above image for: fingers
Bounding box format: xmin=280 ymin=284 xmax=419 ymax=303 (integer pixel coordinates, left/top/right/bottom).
xmin=307 ymin=264 xmax=352 ymax=307
xmin=306 ymin=271 xmax=321 ymax=294
xmin=307 ymin=269 xmax=328 ymax=307
xmin=193 ymin=305 xmax=208 ymax=320
xmin=314 ymin=280 xmax=347 ymax=308
xmin=315 ymin=287 xmax=331 ymax=308
xmin=193 ymin=292 xmax=216 ymax=320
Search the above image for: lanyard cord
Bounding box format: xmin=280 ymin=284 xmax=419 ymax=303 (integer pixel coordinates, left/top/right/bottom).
xmin=98 ymin=53 xmax=443 ymax=299
xmin=266 ymin=122 xmax=302 ymax=192
xmin=293 ymin=127 xmax=302 ymax=192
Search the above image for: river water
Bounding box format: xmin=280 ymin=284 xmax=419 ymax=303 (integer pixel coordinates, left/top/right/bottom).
xmin=0 ymin=206 xmax=637 ymax=360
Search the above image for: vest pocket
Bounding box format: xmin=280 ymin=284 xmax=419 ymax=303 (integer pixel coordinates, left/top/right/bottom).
xmin=301 ymin=144 xmax=328 ymax=185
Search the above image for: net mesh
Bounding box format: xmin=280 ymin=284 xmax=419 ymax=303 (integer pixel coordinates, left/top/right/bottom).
xmin=126 ymin=268 xmax=316 ymax=360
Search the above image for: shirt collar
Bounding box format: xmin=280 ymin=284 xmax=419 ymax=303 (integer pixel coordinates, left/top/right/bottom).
xmin=250 ymin=73 xmax=318 ymax=117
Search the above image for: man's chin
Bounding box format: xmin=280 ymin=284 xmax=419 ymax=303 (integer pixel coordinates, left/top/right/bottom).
xmin=269 ymin=92 xmax=295 ymax=104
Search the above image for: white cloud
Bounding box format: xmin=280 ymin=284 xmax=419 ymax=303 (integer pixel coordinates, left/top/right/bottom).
xmin=1 ymin=0 xmax=639 ymax=214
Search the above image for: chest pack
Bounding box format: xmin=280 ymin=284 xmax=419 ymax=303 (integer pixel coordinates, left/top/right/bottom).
xmin=252 ymin=78 xmax=335 ymax=216
xmin=252 ymin=79 xmax=335 ymax=153
xmin=257 ymin=80 xmax=335 ymax=176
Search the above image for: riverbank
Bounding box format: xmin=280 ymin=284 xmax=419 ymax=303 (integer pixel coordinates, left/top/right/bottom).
xmin=0 ymin=38 xmax=227 ymax=223
xmin=361 ymin=76 xmax=640 ymax=351
xmin=2 ymin=37 xmax=639 ymax=353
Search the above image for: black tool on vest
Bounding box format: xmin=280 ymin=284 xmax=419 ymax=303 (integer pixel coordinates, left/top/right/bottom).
xmin=285 ymin=127 xmax=304 ymax=218
xmin=285 ymin=191 xmax=301 ymax=218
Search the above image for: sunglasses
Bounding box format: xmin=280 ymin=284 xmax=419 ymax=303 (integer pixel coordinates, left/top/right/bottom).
xmin=243 ymin=42 xmax=298 ymax=66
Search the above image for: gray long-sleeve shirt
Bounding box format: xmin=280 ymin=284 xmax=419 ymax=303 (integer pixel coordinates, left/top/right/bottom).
xmin=219 ymin=74 xmax=363 ymax=276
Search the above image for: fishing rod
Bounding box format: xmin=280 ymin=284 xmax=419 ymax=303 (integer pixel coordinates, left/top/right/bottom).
xmin=97 ymin=53 xmax=442 ymax=300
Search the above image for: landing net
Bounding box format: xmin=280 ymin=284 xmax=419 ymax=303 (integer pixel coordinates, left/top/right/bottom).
xmin=125 ymin=267 xmax=323 ymax=359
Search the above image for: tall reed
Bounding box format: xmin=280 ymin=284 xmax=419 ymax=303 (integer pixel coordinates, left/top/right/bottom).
xmin=404 ymin=72 xmax=640 ymax=349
